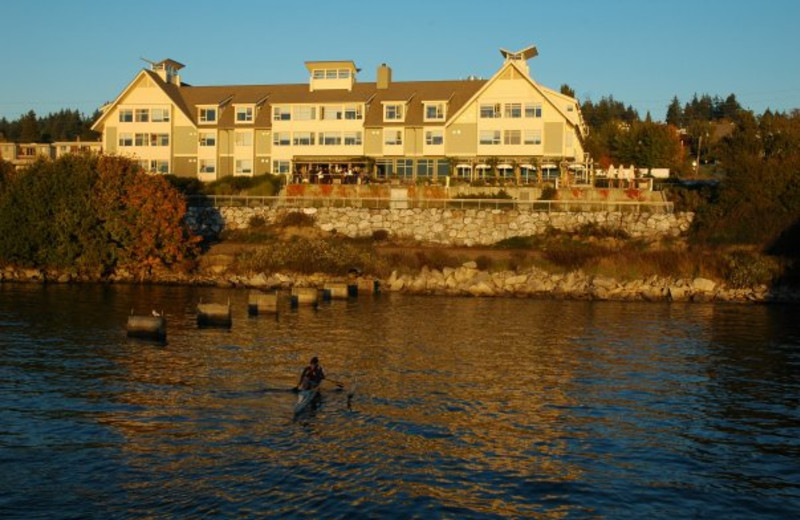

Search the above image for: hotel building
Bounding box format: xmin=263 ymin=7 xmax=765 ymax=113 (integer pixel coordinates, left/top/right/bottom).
xmin=91 ymin=46 xmax=588 ymax=183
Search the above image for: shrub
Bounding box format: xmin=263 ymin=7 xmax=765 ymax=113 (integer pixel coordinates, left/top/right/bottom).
xmin=540 ymin=186 xmax=558 ymax=200
xmin=372 ymin=229 xmax=390 ymax=242
xmin=274 ymin=211 xmax=316 ymax=228
xmin=724 ymin=250 xmax=779 ymax=288
xmin=494 ymin=235 xmax=538 ymax=249
xmin=235 ymin=237 xmax=385 ymax=276
xmin=249 ymin=215 xmax=267 ymax=229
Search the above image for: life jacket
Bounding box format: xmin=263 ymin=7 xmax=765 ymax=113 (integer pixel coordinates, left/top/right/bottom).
xmin=304 ymin=364 xmax=323 ymax=382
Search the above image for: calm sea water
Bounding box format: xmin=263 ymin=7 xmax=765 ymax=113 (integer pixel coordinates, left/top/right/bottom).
xmin=0 ymin=283 xmax=798 ymax=519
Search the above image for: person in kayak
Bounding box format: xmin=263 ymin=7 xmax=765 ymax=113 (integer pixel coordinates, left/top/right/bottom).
xmin=298 ymin=356 xmax=325 ymax=390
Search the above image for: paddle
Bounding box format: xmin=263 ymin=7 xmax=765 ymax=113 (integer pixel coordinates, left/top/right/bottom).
xmin=326 ymin=379 xmax=346 ymax=389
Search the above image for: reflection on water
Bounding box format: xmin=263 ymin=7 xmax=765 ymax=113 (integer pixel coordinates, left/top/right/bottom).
xmin=0 ymin=284 xmax=799 ymax=518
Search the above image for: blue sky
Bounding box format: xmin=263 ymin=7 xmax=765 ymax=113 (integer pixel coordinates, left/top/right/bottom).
xmin=1 ymin=0 xmax=798 ymax=122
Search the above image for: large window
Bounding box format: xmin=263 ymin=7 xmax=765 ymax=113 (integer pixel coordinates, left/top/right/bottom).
xmin=480 ymin=104 xmax=501 ymax=118
xmin=235 ymin=130 xmax=253 ymax=147
xmin=118 ymin=109 xmax=133 ymax=123
xmin=293 ymin=132 xmax=315 ymax=146
xmin=524 ymin=129 xmax=542 ymax=145
xmin=235 ymin=106 xmax=254 ymax=122
xmin=273 ymin=160 xmax=290 ymax=174
xmin=320 ymin=132 xmax=342 ymax=146
xmin=504 ymin=130 xmax=521 ymax=145
xmin=151 ymin=108 xmax=170 ymax=122
xmin=479 ymin=130 xmax=501 ymax=145
xmin=384 ymin=104 xmax=404 ymax=121
xmin=199 ymin=107 xmax=217 ymax=123
xmin=199 ymin=132 xmax=216 ymax=146
xmin=293 ymin=106 xmax=316 ymax=121
xmin=426 ymin=130 xmax=444 ymax=146
xmin=525 ymin=103 xmax=542 ymax=118
xmin=416 ymin=159 xmax=434 ymax=178
xmin=199 ymin=159 xmax=216 ymax=173
xmin=273 ymin=106 xmax=291 ymax=121
xmin=436 ymin=159 xmax=450 ymax=178
xmin=322 ymin=105 xmax=343 ymax=120
xmin=118 ymin=133 xmax=133 ymax=147
xmin=396 ymin=159 xmax=413 ymax=179
xmin=150 ymin=133 xmax=169 ymax=146
xmin=344 ymin=105 xmax=362 ymax=120
xmin=425 ymin=103 xmax=445 ymax=121
xmin=135 ymin=109 xmax=149 ymax=122
xmin=150 ymin=160 xmax=169 ymax=174
xmin=235 ymin=159 xmax=253 ymax=175
xmin=134 ymin=133 xmax=148 ymax=146
xmin=384 ymin=129 xmax=403 ymax=146
xmin=273 ymin=132 xmax=290 ymax=146
xmin=505 ymin=103 xmax=522 ymax=118
xmin=343 ymin=131 xmax=362 ymax=145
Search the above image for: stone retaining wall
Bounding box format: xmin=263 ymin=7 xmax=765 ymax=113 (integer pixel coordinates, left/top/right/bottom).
xmin=187 ymin=206 xmax=694 ymax=246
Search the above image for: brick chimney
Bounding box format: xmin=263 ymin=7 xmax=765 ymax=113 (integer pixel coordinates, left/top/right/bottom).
xmin=377 ymin=63 xmax=392 ymax=89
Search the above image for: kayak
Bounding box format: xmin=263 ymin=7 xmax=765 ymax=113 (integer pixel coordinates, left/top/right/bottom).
xmin=294 ymin=387 xmax=320 ymax=415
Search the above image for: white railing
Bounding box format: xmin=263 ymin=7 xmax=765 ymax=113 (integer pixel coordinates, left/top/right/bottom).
xmin=186 ymin=195 xmax=674 ymax=213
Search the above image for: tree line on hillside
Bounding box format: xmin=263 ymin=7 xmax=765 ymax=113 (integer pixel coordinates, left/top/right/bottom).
xmin=0 ymin=109 xmax=100 ymax=143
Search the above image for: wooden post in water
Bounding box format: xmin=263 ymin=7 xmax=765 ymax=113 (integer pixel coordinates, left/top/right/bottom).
xmin=291 ymin=287 xmax=319 ymax=308
xmin=248 ymin=291 xmax=279 ymax=316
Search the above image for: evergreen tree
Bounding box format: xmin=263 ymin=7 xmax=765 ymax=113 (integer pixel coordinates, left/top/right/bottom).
xmin=560 ymin=83 xmax=576 ymax=98
xmin=18 ymin=110 xmax=40 ymax=142
xmin=666 ymin=96 xmax=683 ymax=127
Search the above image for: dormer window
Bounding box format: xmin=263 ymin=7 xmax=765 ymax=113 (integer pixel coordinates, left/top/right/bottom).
xmin=424 ymin=102 xmax=446 ymax=121
xmin=235 ymin=106 xmax=254 ymax=123
xmin=199 ymin=107 xmax=217 ymax=123
xmin=384 ymin=103 xmax=404 ymax=121
xmin=306 ymin=61 xmax=358 ymax=91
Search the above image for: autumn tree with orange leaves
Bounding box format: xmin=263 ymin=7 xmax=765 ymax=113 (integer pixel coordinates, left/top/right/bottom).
xmin=0 ymin=153 xmax=200 ymax=277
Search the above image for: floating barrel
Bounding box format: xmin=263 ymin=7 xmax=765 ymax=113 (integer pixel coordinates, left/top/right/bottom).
xmin=322 ymin=282 xmax=350 ymax=301
xmin=197 ymin=301 xmax=232 ymax=328
xmin=126 ymin=313 xmax=167 ymax=341
xmin=356 ymin=277 xmax=380 ymax=294
xmin=248 ymin=291 xmax=279 ymax=315
xmin=291 ymin=287 xmax=319 ymax=308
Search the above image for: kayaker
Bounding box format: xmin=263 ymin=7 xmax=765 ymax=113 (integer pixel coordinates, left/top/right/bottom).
xmin=298 ymin=356 xmax=325 ymax=390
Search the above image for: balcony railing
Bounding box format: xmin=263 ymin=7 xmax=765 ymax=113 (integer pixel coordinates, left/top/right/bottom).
xmin=186 ymin=195 xmax=674 ymax=214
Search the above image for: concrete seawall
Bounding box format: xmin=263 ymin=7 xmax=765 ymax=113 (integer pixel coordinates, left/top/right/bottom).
xmin=187 ymin=206 xmax=694 ymax=246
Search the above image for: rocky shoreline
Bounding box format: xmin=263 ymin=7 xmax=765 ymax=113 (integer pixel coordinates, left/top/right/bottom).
xmin=2 ymin=262 xmax=797 ymax=304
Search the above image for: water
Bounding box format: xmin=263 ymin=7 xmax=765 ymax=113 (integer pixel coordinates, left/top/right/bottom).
xmin=0 ymin=283 xmax=799 ymax=519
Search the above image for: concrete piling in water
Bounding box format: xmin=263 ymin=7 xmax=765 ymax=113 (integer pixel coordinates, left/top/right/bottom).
xmin=291 ymin=287 xmax=319 ymax=308
xmin=322 ymin=282 xmax=350 ymax=301
xmin=197 ymin=300 xmax=232 ymax=328
xmin=126 ymin=312 xmax=167 ymax=342
xmin=248 ymin=291 xmax=279 ymax=315
xmin=356 ymin=277 xmax=380 ymax=294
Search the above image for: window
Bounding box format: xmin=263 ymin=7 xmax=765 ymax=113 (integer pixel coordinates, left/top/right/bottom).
xmin=416 ymin=159 xmax=434 ymax=178
xmin=150 ymin=160 xmax=169 ymax=174
xmin=273 ymin=106 xmax=291 ymax=121
xmin=384 ymin=129 xmax=403 ymax=146
xmin=344 ymin=105 xmax=362 ymax=120
xmin=235 ymin=131 xmax=253 ymax=147
xmin=199 ymin=159 xmax=216 ymax=173
xmin=338 ymin=69 xmax=350 ymax=79
xmin=436 ymin=159 xmax=450 ymax=178
xmin=293 ymin=132 xmax=315 ymax=146
xmin=119 ymin=109 xmax=133 ymax=123
xmin=525 ymin=103 xmax=542 ymax=118
xmin=384 ymin=104 xmax=404 ymax=121
xmin=505 ymin=103 xmax=522 ymax=118
xmin=396 ymin=159 xmax=413 ymax=178
xmin=235 ymin=159 xmax=253 ymax=175
xmin=151 ymin=108 xmax=170 ymax=122
xmin=567 ymin=105 xmax=574 ymax=112
xmin=524 ymin=130 xmax=542 ymax=145
xmin=425 ymin=103 xmax=445 ymax=120
xmin=273 ymin=132 xmax=290 ymax=146
xmin=199 ymin=132 xmax=216 ymax=146
xmin=343 ymin=131 xmax=362 ymax=145
xmin=235 ymin=106 xmax=254 ymax=122
xmin=273 ymin=160 xmax=290 ymax=174
xmin=200 ymin=107 xmax=217 ymax=123
xmin=479 ymin=130 xmax=501 ymax=145
xmin=325 ymin=70 xmax=338 ymax=79
xmin=312 ymin=70 xmax=325 ymax=79
xmin=150 ymin=134 xmax=169 ymax=146
xmin=320 ymin=132 xmax=342 ymax=146
xmin=480 ymin=104 xmax=501 ymax=118
xmin=293 ymin=106 xmax=316 ymax=121
xmin=135 ymin=109 xmax=149 ymax=122
xmin=504 ymin=130 xmax=521 ymax=145
xmin=134 ymin=133 xmax=148 ymax=146
xmin=426 ymin=130 xmax=444 ymax=146
xmin=322 ymin=105 xmax=343 ymax=120
xmin=376 ymin=159 xmax=393 ymax=179
xmin=118 ymin=133 xmax=133 ymax=146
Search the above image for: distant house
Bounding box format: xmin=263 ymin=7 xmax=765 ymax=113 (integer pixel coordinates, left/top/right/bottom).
xmin=91 ymin=46 xmax=589 ymax=184
xmin=0 ymin=140 xmax=102 ymax=169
